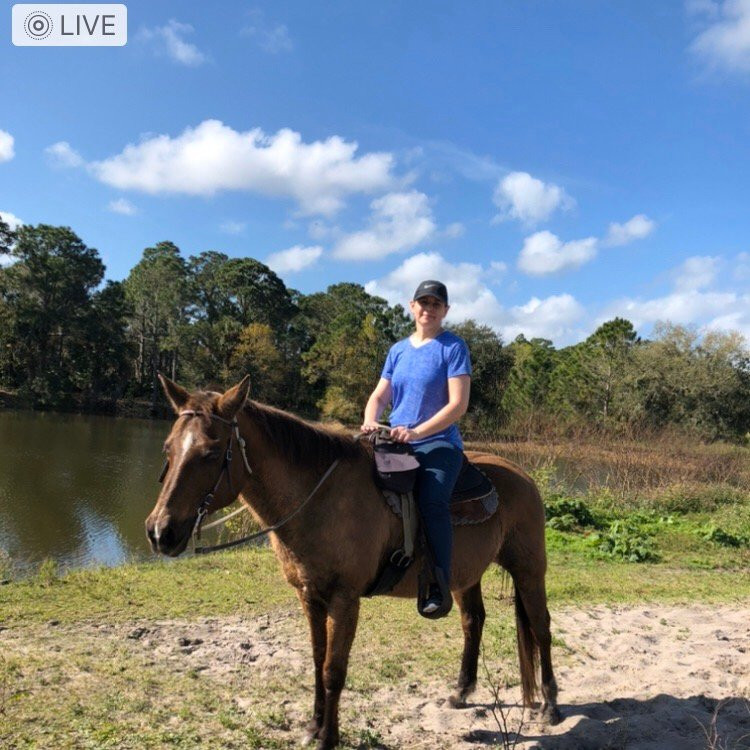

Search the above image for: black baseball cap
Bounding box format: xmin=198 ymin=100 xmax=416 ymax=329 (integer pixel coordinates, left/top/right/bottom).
xmin=412 ymin=280 xmax=448 ymax=305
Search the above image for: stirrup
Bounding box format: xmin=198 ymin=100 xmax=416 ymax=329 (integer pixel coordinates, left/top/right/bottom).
xmin=417 ymin=566 xmax=452 ymax=620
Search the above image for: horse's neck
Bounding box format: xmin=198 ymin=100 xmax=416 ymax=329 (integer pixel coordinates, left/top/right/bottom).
xmin=236 ymin=409 xmax=318 ymax=532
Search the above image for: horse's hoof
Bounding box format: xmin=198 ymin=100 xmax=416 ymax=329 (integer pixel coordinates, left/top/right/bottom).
xmin=315 ymin=736 xmax=339 ymax=750
xmin=541 ymin=704 xmax=562 ymax=725
xmin=448 ymin=680 xmax=475 ymax=708
xmin=303 ymin=721 xmax=321 ymax=745
xmin=447 ymin=693 xmax=466 ymax=708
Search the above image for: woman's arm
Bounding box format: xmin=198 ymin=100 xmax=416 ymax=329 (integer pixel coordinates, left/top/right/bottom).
xmin=361 ymin=378 xmax=392 ymax=431
xmin=390 ymin=375 xmax=470 ymax=442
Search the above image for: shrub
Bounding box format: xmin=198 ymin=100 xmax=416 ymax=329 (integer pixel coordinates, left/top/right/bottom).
xmin=699 ymin=524 xmax=748 ymax=548
xmin=591 ymin=520 xmax=659 ymax=562
xmin=545 ymin=497 xmax=596 ymax=528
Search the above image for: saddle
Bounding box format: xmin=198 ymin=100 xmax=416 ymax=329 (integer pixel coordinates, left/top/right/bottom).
xmin=364 ymin=434 xmax=499 ymax=617
xmin=378 ymin=454 xmax=499 ymax=526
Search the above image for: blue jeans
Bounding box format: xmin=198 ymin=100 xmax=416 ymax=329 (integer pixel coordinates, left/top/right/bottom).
xmin=412 ymin=440 xmax=464 ymax=584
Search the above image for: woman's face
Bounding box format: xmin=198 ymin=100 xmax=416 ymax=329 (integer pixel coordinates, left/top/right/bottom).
xmin=409 ymin=295 xmax=449 ymax=328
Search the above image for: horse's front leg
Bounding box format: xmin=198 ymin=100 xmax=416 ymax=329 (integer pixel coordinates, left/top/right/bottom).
xmin=449 ymin=581 xmax=486 ymax=707
xmin=298 ymin=592 xmax=328 ymax=744
xmin=317 ymin=591 xmax=360 ymax=750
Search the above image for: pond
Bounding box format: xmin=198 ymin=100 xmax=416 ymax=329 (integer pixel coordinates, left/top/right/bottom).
xmin=0 ymin=410 xmax=168 ymax=572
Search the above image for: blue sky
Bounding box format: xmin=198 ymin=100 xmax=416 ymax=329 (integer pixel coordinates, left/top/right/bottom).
xmin=2 ymin=0 xmax=750 ymax=345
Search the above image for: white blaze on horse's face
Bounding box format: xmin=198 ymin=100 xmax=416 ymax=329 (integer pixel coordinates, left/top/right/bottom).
xmin=162 ymin=419 xmax=212 ymax=494
xmin=180 ymin=429 xmax=195 ymax=458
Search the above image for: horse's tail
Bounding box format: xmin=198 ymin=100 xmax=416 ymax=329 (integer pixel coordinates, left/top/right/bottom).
xmin=513 ymin=584 xmax=538 ymax=706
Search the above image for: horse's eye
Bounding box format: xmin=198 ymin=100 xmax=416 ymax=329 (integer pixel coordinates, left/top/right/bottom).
xmin=202 ymin=449 xmax=222 ymax=460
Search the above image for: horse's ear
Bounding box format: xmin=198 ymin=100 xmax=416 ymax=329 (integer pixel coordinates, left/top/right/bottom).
xmin=217 ymin=375 xmax=251 ymax=420
xmin=159 ymin=373 xmax=190 ymax=414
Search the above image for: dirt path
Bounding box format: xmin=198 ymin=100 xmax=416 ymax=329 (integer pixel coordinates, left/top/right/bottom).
xmin=3 ymin=604 xmax=749 ymax=748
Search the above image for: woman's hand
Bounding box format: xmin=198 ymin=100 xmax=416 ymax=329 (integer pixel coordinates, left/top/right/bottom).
xmin=390 ymin=425 xmax=420 ymax=443
xmin=360 ymin=421 xmax=382 ymax=434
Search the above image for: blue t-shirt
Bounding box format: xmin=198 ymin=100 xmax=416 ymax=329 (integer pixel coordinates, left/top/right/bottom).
xmin=381 ymin=330 xmax=472 ymax=448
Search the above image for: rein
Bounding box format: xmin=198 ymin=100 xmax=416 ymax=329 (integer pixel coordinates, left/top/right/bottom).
xmin=194 ymin=457 xmax=340 ymax=554
xmin=159 ymin=409 xmax=339 ymax=555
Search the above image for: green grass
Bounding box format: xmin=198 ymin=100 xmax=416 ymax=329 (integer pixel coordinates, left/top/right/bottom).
xmin=0 ymin=547 xmax=293 ymax=626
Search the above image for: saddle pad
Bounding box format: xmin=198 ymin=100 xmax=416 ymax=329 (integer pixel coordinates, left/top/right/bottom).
xmin=383 ymin=458 xmax=498 ymax=527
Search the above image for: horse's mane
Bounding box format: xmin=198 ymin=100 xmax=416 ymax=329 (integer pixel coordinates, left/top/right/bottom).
xmin=243 ymin=400 xmax=367 ymax=470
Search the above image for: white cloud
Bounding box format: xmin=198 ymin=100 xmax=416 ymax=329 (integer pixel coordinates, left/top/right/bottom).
xmin=332 ymin=191 xmax=435 ymax=260
xmin=0 ymin=130 xmax=14 ymax=163
xmin=138 ymin=20 xmax=207 ymax=66
xmin=687 ymin=0 xmax=721 ymax=18
xmin=690 ymin=0 xmax=750 ymax=73
xmin=504 ymin=295 xmax=586 ymax=342
xmin=517 ymin=230 xmax=598 ymax=275
xmin=241 ymin=10 xmax=293 ymax=53
xmin=219 ymin=220 xmax=246 ymax=235
xmin=443 ymin=222 xmax=465 ymax=239
xmin=308 ymin=220 xmax=334 ymax=240
xmin=45 ymin=141 xmax=83 ymax=168
xmin=703 ymin=300 xmax=750 ymax=341
xmin=673 ymin=255 xmax=720 ymax=291
xmin=0 ymin=211 xmax=24 ymax=231
xmin=365 ymin=251 xmax=586 ymax=344
xmin=89 ymin=120 xmax=394 ymax=217
xmin=493 ymin=171 xmax=573 ymax=226
xmin=604 ymin=214 xmax=656 ymax=246
xmin=735 ymin=251 xmax=750 ymax=280
xmin=602 ymin=289 xmax=739 ymax=330
xmin=266 ymin=244 xmax=322 ymax=273
xmin=598 ymin=253 xmax=750 ymax=341
xmin=490 ymin=260 xmax=508 ymax=276
xmin=421 ymin=139 xmax=506 ymax=182
xmin=108 ymin=198 xmax=137 ymax=216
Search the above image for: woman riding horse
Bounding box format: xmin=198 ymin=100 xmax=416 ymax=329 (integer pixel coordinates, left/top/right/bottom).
xmin=362 ymin=279 xmax=470 ymax=615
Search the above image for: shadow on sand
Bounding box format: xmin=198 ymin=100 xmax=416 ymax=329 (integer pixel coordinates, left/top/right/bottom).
xmin=462 ymin=694 xmax=750 ymax=749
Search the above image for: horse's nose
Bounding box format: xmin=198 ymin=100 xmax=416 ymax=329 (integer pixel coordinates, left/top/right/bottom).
xmin=146 ymin=514 xmax=182 ymax=554
xmin=158 ymin=523 xmax=176 ymax=551
xmin=145 ymin=517 xmax=160 ymax=551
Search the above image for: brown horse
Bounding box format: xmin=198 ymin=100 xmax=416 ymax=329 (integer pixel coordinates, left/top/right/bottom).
xmin=145 ymin=375 xmax=560 ymax=749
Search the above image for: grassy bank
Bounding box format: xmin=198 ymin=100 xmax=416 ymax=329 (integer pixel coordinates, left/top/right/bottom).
xmin=2 ymin=536 xmax=749 ymax=630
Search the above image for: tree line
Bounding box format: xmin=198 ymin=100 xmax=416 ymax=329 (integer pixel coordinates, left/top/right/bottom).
xmin=1 ymin=220 xmax=749 ymax=441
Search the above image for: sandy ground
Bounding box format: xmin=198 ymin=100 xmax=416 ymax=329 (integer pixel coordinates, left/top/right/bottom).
xmin=5 ymin=603 xmax=750 ymax=748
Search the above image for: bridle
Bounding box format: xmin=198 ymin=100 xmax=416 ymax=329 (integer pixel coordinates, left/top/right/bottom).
xmin=159 ymin=410 xmax=253 ymax=547
xmin=158 ymin=408 xmax=340 ymax=555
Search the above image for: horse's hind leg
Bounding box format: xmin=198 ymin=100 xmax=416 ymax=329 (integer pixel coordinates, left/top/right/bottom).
xmin=513 ymin=572 xmax=560 ymax=724
xmin=448 ymin=581 xmax=486 ymax=708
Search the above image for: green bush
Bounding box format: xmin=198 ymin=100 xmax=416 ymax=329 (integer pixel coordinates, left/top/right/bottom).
xmin=590 ymin=520 xmax=659 ymax=562
xmin=545 ymin=496 xmax=596 ymax=528
xmin=699 ymin=524 xmax=748 ymax=548
xmin=547 ymin=513 xmax=579 ymax=531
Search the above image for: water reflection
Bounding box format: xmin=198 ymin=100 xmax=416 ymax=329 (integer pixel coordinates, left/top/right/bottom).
xmin=0 ymin=410 xmax=168 ymax=571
